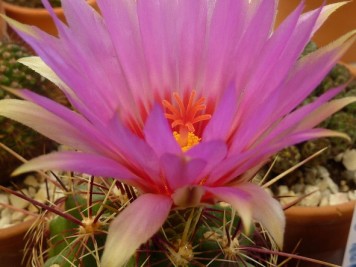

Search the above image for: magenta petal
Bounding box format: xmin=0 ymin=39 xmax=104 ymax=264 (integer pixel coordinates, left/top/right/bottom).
xmin=233 ymin=0 xmax=277 ymax=90
xmin=107 ymin=112 xmax=161 ymax=183
xmin=97 ymin=0 xmax=153 ymax=110
xmin=137 ymin=0 xmax=180 ymax=96
xmin=144 ymin=104 xmax=181 ymax=157
xmin=199 ymin=0 xmax=248 ymax=97
xmin=206 ymin=184 xmax=285 ymax=248
xmin=160 ymin=153 xmax=206 ymax=190
xmin=101 ymin=194 xmax=172 ymax=267
xmin=203 ymin=84 xmax=239 ymax=141
xmin=186 ymin=140 xmax=227 ymax=183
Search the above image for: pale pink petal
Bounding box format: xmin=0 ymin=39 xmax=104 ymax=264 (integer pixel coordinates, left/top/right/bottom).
xmin=295 ymin=97 xmax=356 ymax=131
xmin=101 ymin=194 xmax=172 ymax=267
xmin=206 ymin=184 xmax=285 ymax=248
xmin=18 ymin=57 xmax=77 ymax=100
xmin=0 ymin=99 xmax=113 ymax=155
xmin=302 ymin=1 xmax=349 ymax=36
xmin=144 ymin=104 xmax=181 ymax=157
xmin=4 ymin=87 xmax=104 ymax=132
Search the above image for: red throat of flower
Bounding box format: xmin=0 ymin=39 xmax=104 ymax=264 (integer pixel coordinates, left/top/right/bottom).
xmin=162 ymin=90 xmax=211 ymax=151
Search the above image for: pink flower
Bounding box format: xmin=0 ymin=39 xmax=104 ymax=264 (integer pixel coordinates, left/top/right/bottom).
xmin=0 ymin=0 xmax=355 ymax=266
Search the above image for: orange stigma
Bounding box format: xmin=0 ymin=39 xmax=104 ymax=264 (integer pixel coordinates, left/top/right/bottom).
xmin=163 ymin=90 xmax=211 ymax=149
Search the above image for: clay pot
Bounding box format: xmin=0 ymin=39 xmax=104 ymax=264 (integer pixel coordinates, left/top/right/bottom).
xmin=282 ymin=64 xmax=356 ymax=266
xmin=3 ymin=0 xmax=98 ymax=36
xmin=283 ymin=201 xmax=355 ymax=266
xmin=0 ymin=218 xmax=35 ymax=267
xmin=276 ymin=0 xmax=356 ymax=63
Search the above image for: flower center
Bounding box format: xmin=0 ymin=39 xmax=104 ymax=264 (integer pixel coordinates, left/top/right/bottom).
xmin=173 ymin=131 xmax=200 ymax=151
xmin=163 ymin=91 xmax=211 ymax=150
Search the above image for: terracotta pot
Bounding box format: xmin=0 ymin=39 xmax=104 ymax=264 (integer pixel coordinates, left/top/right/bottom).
xmin=282 ymin=64 xmax=356 ymax=266
xmin=3 ymin=0 xmax=98 ymax=36
xmin=0 ymin=218 xmax=35 ymax=267
xmin=283 ymin=201 xmax=355 ymax=266
xmin=276 ymin=0 xmax=356 ymax=63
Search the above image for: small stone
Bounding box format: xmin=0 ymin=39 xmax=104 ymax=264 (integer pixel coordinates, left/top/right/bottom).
xmin=11 ymin=211 xmax=25 ymax=222
xmin=300 ymin=185 xmax=321 ymax=206
xmin=317 ymin=166 xmax=331 ymax=179
xmin=329 ymin=192 xmax=349 ymax=205
xmin=340 ymin=180 xmax=350 ymax=192
xmin=34 ymin=187 xmax=47 ymax=203
xmin=334 ymin=153 xmax=344 ymax=162
xmin=24 ymin=215 xmax=33 ymax=222
xmin=348 ymin=190 xmax=356 ymax=201
xmin=0 ymin=193 xmax=9 ymax=208
xmin=304 ymin=168 xmax=318 ymax=185
xmin=342 ymin=149 xmax=356 ymax=171
xmin=315 ymin=178 xmax=329 ymax=192
xmin=23 ymin=175 xmax=39 ymax=187
xmin=320 ymin=196 xmax=329 ymax=206
xmin=28 ymin=187 xmax=37 ymax=198
xmin=1 ymin=208 xmax=10 ymax=218
xmin=9 ymin=192 xmax=29 ymax=209
xmin=325 ymin=177 xmax=339 ymax=194
xmin=280 ymin=191 xmax=299 ymax=206
xmin=0 ymin=216 xmax=11 ymax=228
xmin=278 ymin=185 xmax=289 ymax=196
xmin=291 ymin=183 xmax=304 ymax=194
xmin=28 ymin=204 xmax=38 ymax=213
xmin=342 ymin=170 xmax=356 ymax=183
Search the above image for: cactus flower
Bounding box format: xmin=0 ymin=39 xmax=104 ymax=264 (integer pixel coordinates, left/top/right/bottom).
xmin=0 ymin=0 xmax=355 ymax=266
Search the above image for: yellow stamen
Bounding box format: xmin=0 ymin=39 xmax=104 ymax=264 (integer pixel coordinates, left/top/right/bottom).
xmin=163 ymin=90 xmax=211 ymax=150
xmin=173 ymin=131 xmax=200 ymax=151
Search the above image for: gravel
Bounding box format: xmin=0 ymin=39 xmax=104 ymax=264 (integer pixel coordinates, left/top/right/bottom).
xmin=275 ymin=149 xmax=356 ymax=207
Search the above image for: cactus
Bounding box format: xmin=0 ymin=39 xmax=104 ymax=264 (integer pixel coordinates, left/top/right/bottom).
xmin=24 ymin=175 xmax=278 ymax=267
xmin=272 ymin=146 xmax=301 ymax=174
xmin=4 ymin=0 xmax=62 ymax=8
xmin=0 ymin=39 xmax=65 ymax=184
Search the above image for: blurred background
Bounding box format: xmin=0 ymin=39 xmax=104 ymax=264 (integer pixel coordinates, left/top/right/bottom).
xmin=276 ymin=0 xmax=356 ymax=63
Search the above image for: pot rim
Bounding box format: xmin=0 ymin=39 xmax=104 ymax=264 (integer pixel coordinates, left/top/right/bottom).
xmin=285 ymin=200 xmax=355 ymax=217
xmin=0 ymin=217 xmax=36 ymax=240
